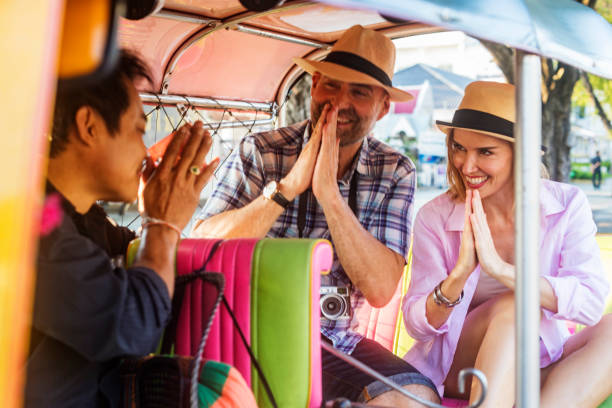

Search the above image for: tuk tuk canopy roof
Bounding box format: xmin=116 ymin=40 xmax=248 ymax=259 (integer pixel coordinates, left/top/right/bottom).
xmin=333 ymin=0 xmax=612 ymax=78
xmin=118 ymin=0 xmax=612 ymax=107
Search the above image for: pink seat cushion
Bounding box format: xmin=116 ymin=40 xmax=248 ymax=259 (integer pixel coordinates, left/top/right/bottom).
xmin=175 ymin=238 xmax=258 ymax=385
xmin=354 ymin=277 xmax=403 ymax=351
xmin=441 ymin=397 xmax=469 ymax=407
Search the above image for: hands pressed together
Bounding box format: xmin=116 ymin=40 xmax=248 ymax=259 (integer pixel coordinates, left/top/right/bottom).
xmin=140 ymin=121 xmax=219 ymax=232
xmin=281 ymin=103 xmax=343 ymax=206
xmin=454 ymin=189 xmax=513 ymax=283
xmin=282 ymin=105 xmax=514 ymax=289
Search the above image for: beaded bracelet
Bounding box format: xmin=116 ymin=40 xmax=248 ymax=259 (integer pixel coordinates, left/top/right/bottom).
xmin=140 ymin=216 xmax=182 ymax=238
xmin=432 ymin=281 xmax=464 ymax=308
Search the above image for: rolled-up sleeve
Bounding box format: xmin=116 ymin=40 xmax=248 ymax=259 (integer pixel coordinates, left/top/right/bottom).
xmin=402 ymin=205 xmax=453 ymax=341
xmin=542 ymin=190 xmax=609 ymax=326
xmin=34 ymin=226 xmax=171 ymax=362
xmin=197 ymin=136 xmax=266 ymax=220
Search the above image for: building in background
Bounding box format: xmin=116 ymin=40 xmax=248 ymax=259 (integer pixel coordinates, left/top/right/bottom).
xmin=393 ymin=32 xmax=504 ymax=82
xmin=375 ymin=57 xmax=481 ymax=188
xmin=390 ymin=31 xmax=611 ymax=184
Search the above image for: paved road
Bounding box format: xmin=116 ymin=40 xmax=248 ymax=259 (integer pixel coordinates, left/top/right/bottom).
xmin=572 ymin=178 xmax=612 ymax=234
xmin=110 ymin=178 xmax=612 ymax=235
xmin=414 ymin=178 xmax=612 ymax=234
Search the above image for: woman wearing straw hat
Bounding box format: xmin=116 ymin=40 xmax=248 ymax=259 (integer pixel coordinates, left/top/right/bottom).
xmin=402 ymin=81 xmax=612 ymax=407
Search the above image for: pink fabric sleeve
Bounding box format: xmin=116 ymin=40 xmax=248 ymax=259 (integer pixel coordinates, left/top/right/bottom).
xmin=402 ymin=203 xmax=453 ymax=341
xmin=542 ymin=189 xmax=609 ymax=326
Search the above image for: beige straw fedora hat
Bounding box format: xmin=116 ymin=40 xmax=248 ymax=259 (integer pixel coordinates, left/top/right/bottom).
xmin=436 ymin=81 xmax=516 ymax=142
xmin=293 ymin=25 xmax=413 ymax=102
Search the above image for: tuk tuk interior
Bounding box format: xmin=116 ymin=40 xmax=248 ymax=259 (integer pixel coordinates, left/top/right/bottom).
xmin=1 ymin=0 xmax=611 ymax=407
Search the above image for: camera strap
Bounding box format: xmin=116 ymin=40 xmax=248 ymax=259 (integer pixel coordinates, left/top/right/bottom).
xmin=297 ymin=173 xmax=358 ymax=238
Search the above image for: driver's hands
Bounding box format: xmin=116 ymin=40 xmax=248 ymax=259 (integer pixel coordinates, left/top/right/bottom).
xmin=141 ymin=121 xmax=219 ymax=230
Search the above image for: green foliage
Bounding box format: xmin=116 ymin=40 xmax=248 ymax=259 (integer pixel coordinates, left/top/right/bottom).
xmin=572 ymin=1 xmax=612 ymax=125
xmin=573 ymin=75 xmax=612 ymax=116
xmin=570 ymin=160 xmax=611 ymax=179
xmin=595 ymin=0 xmax=612 ymax=22
xmin=570 ymin=162 xmax=592 ymax=179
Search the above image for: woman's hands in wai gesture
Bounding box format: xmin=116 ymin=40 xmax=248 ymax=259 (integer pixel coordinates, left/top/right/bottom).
xmin=453 ymin=189 xmax=513 ymax=284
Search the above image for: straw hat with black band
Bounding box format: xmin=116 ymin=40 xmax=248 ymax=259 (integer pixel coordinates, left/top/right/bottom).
xmin=293 ymin=25 xmax=413 ymax=102
xmin=436 ymin=81 xmax=546 ymax=152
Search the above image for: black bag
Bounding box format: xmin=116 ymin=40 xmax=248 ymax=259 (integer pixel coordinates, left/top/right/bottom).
xmin=120 ymin=270 xmax=225 ymax=408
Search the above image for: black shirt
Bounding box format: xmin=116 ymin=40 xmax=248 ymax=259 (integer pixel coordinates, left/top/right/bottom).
xmin=591 ymin=155 xmax=602 ymax=171
xmin=25 ymin=184 xmax=171 ymax=407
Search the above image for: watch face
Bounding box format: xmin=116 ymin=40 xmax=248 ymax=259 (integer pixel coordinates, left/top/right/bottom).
xmin=263 ymin=180 xmax=277 ymax=198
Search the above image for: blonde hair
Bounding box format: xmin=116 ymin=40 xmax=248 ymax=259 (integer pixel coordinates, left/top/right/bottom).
xmin=446 ymin=129 xmax=468 ymax=201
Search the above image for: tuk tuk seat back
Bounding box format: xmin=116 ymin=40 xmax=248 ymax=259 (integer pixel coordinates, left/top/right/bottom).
xmin=175 ymin=238 xmax=257 ymax=382
xmin=174 ymin=238 xmax=332 ymax=408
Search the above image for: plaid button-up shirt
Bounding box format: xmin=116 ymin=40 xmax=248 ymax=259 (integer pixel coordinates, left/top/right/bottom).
xmin=197 ymin=120 xmax=416 ymax=354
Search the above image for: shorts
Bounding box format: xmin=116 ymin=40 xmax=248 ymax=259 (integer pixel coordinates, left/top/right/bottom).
xmin=322 ymin=337 xmax=440 ymax=403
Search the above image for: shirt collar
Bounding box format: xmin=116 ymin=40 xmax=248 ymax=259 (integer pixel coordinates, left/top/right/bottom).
xmin=355 ymin=135 xmax=378 ymax=178
xmin=539 ymin=180 xmax=564 ymax=216
xmin=445 ymin=198 xmax=465 ymax=231
xmin=46 ymin=180 xmax=78 ymax=217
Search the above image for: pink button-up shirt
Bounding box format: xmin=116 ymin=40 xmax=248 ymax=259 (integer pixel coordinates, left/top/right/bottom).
xmin=402 ymin=180 xmax=609 ymax=396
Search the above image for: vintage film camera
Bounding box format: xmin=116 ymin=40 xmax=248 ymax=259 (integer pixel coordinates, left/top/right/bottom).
xmin=320 ymin=286 xmax=351 ymax=321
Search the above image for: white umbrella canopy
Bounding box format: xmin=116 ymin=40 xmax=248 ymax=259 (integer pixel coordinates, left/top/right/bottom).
xmin=323 ymin=0 xmax=612 ymax=78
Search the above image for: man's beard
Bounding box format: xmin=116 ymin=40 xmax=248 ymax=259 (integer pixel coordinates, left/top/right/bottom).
xmin=311 ymin=101 xmax=369 ymax=147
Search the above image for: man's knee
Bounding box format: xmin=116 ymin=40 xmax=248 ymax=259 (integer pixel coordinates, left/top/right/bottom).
xmin=404 ymin=383 xmax=441 ymax=404
xmin=362 ymin=368 xmax=440 ymax=406
xmin=367 ymin=383 xmax=440 ymax=407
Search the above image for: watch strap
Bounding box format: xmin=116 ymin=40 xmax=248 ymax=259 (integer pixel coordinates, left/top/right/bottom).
xmin=271 ymin=190 xmax=290 ymax=209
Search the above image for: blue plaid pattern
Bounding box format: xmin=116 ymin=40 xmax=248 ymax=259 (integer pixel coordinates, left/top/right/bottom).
xmin=197 ymin=120 xmax=416 ymax=354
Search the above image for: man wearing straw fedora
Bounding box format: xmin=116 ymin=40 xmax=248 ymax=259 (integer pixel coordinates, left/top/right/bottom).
xmin=193 ymin=25 xmax=440 ymax=405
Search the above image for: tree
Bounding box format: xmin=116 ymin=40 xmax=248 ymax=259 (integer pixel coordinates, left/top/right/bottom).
xmin=574 ymin=0 xmax=612 ymax=135
xmin=481 ymin=0 xmax=611 ymax=182
xmin=574 ymin=72 xmax=612 ymax=135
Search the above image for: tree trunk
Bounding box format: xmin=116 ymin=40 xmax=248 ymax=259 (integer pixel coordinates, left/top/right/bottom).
xmin=581 ymin=71 xmax=612 ymax=133
xmin=479 ymin=0 xmax=604 ymax=182
xmin=480 ymin=40 xmax=514 ymax=84
xmin=541 ymin=63 xmax=580 ymax=182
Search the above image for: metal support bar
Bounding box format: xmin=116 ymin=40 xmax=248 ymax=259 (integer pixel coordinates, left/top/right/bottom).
xmin=139 ymin=93 xmax=275 ymax=113
xmin=160 ymin=1 xmax=313 ymax=94
xmin=514 ymin=51 xmax=542 ymax=408
xmin=203 ymin=118 xmax=274 ymax=130
xmin=233 ymin=25 xmax=330 ymax=49
xmin=156 ymin=9 xmax=219 ymax=26
xmin=321 ymin=342 xmax=487 ymax=408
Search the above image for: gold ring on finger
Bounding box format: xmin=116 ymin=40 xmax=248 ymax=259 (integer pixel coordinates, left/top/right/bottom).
xmin=189 ymin=166 xmax=201 ymax=176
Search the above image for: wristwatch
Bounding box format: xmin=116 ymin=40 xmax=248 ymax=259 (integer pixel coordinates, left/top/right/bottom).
xmin=262 ymin=181 xmax=290 ymax=209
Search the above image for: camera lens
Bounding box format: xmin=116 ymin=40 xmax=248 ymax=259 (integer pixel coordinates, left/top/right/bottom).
xmin=321 ymin=294 xmax=346 ymax=320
